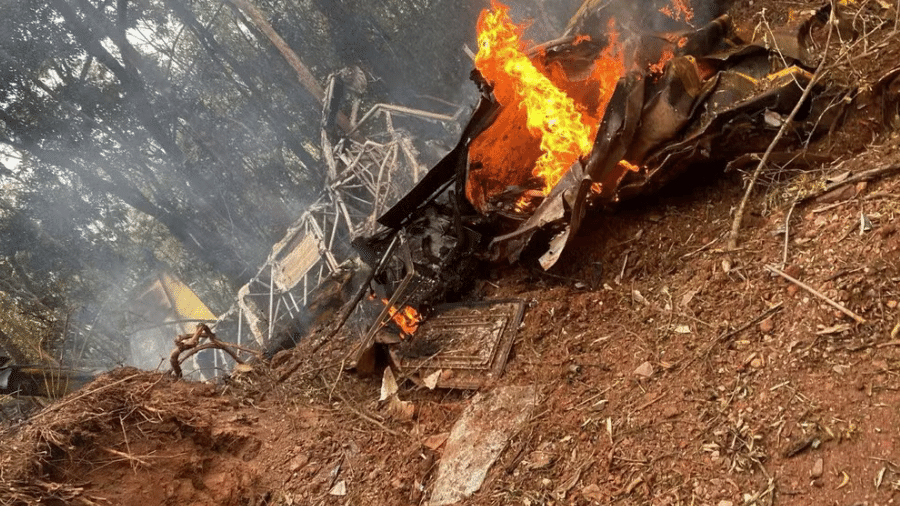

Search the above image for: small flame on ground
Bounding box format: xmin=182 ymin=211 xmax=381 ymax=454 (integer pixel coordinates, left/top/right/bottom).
xmin=382 ymin=299 xmax=421 ymax=336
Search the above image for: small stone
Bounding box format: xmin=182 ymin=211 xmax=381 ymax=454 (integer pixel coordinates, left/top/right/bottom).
xmin=811 ymin=458 xmax=824 ymax=479
xmin=582 ymin=484 xmax=603 ymax=501
xmin=759 ymin=317 xmax=774 ymax=333
xmin=329 ymin=480 xmax=348 ymax=496
xmin=661 ymin=405 xmax=681 ymax=419
xmin=750 ymin=357 xmax=765 ymax=369
xmin=717 ymin=501 xmax=734 ymax=506
xmin=634 ymin=361 xmax=654 ymax=378
xmin=888 ymin=300 xmax=898 ymax=309
xmin=787 ymin=285 xmax=800 ymax=296
xmin=288 ymin=453 xmax=309 ymax=472
xmin=525 ymin=450 xmax=554 ymax=470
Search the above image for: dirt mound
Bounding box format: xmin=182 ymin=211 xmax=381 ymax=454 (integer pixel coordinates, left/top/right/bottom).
xmin=0 ymin=368 xmax=266 ymax=506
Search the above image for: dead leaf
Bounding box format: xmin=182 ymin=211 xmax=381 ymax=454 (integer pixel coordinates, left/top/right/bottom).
xmin=424 ymin=433 xmax=450 ymax=451
xmin=233 ymin=363 xmax=253 ymax=373
xmin=380 ymin=367 xmax=398 ymax=401
xmin=876 ymin=466 xmax=887 ymax=488
xmin=816 ymin=324 xmax=852 ymax=335
xmin=680 ymin=289 xmax=699 ymax=307
xmin=423 ymin=369 xmax=441 ymax=390
xmin=634 ymin=361 xmax=654 ymax=378
xmin=836 ymin=471 xmax=850 ymax=489
xmin=388 ymin=395 xmax=415 ymax=421
xmin=673 ymin=324 xmax=691 ymax=334
xmin=328 ymin=480 xmax=347 ymax=496
xmin=826 ymin=170 xmax=851 ymax=185
xmin=625 ymin=475 xmax=644 ymax=494
xmin=632 ymin=290 xmax=650 ymax=306
xmin=525 ymin=450 xmax=554 ymax=470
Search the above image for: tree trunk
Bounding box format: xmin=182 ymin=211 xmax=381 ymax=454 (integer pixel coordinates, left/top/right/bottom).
xmin=227 ymin=0 xmax=353 ymax=134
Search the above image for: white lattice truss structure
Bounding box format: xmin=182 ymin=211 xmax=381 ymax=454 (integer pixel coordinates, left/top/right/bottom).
xmin=225 ymin=103 xmax=458 ymax=348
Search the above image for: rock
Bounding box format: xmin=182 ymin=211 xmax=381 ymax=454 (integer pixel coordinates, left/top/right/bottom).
xmin=288 ymin=453 xmax=309 ymax=473
xmin=429 ymin=386 xmax=541 ymax=506
xmin=634 ymin=361 xmax=654 ymax=378
xmin=525 ymin=450 xmax=554 ymax=470
xmin=759 ymin=317 xmax=774 ymax=333
xmin=784 ymin=264 xmax=803 ymax=278
xmin=811 ymin=457 xmax=824 ymax=479
xmin=717 ymin=501 xmax=734 ymax=506
xmin=582 ymin=484 xmax=603 ymax=502
xmin=424 ymin=433 xmax=450 ymax=451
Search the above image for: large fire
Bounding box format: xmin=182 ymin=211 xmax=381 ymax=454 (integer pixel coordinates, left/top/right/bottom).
xmin=467 ymin=1 xmax=625 ymax=210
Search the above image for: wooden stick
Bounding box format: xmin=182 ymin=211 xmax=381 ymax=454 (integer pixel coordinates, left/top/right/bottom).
xmin=765 ymin=265 xmax=866 ymax=323
xmin=801 ymin=163 xmax=900 ymax=204
xmin=781 ymin=200 xmax=796 ymax=268
xmin=727 ymin=15 xmax=834 ymax=249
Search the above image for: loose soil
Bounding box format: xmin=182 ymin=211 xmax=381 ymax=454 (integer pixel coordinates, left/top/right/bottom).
xmin=3 ymin=1 xmax=900 ymax=505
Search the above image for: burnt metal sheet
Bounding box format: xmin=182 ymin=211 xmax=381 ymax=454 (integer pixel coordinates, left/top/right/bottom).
xmin=391 ymin=299 xmax=525 ymax=390
xmin=347 ymin=242 xmax=434 ymax=369
xmin=377 ymin=70 xmax=500 ymax=230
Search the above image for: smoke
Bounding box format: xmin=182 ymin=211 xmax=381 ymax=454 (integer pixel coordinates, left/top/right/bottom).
xmin=0 ymin=0 xmax=733 ymax=377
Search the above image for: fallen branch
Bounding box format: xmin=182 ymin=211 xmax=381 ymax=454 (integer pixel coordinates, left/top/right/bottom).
xmin=765 ymin=264 xmax=866 ymax=323
xmin=169 ymin=324 xmax=247 ymax=378
xmin=679 ymin=302 xmax=783 ymax=372
xmin=727 ymin=14 xmax=834 ymax=250
xmin=800 ymin=163 xmax=900 ymax=204
xmin=700 ymin=302 xmax=784 ymax=362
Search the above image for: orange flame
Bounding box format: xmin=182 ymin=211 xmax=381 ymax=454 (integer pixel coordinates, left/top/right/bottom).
xmin=382 ymin=299 xmax=421 ymax=336
xmin=475 ymin=1 xmax=595 ymax=195
xmin=649 ymin=46 xmax=675 ymax=74
xmin=659 ymin=0 xmax=694 ymax=23
xmin=467 ymin=2 xmax=628 ymax=210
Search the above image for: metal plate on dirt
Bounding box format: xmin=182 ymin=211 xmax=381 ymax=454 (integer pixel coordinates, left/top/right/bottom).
xmin=391 ymin=299 xmax=525 ymax=390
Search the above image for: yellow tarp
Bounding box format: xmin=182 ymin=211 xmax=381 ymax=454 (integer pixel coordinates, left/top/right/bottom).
xmin=157 ymin=272 xmax=216 ymax=322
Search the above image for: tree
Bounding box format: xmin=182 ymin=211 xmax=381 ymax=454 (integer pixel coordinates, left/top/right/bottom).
xmin=0 ymin=0 xmax=486 ymax=367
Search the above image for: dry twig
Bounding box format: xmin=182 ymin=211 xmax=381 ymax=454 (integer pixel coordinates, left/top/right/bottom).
xmin=727 ymin=12 xmax=835 ymax=249
xmin=765 ymin=264 xmax=866 ymax=323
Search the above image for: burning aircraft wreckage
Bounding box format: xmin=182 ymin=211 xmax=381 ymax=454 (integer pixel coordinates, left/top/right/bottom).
xmin=189 ymin=0 xmax=900 ymax=390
